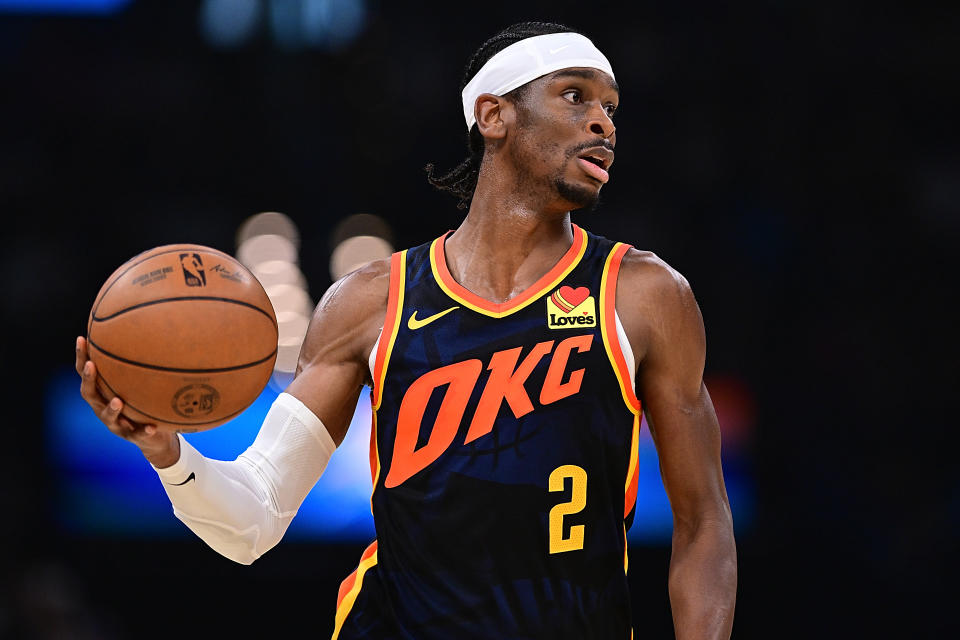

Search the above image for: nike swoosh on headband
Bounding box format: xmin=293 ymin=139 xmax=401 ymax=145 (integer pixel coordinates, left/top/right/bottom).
xmin=461 ymin=32 xmax=615 ymax=130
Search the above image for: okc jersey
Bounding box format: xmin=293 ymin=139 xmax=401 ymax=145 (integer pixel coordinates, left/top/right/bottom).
xmin=333 ymin=225 xmax=642 ymax=640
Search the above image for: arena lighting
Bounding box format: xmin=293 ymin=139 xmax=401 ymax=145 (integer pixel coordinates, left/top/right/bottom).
xmin=236 ymin=233 xmax=297 ymax=266
xmin=199 ymin=0 xmax=261 ymax=49
xmin=0 ymin=0 xmax=131 ymax=14
xmin=237 ymin=210 xmax=301 ymax=250
xmin=198 ymin=0 xmax=368 ymax=51
xmin=329 ymin=214 xmax=394 ymax=281
xmin=330 ymin=235 xmax=393 ymax=280
xmin=236 ymin=212 xmax=312 ymax=389
xmin=269 ymin=0 xmax=367 ymax=51
xmin=249 ymin=259 xmax=308 ymax=290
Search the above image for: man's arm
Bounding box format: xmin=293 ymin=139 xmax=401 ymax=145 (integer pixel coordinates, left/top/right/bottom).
xmin=285 ymin=258 xmax=390 ymax=444
xmin=617 ymin=250 xmax=737 ymax=639
xmin=75 ymin=258 xmax=390 ymax=563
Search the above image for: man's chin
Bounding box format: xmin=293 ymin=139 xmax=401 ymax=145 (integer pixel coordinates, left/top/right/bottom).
xmin=555 ymin=178 xmax=601 ymax=212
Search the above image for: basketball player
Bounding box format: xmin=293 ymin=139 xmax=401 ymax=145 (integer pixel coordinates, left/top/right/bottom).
xmin=75 ymin=22 xmax=736 ymax=639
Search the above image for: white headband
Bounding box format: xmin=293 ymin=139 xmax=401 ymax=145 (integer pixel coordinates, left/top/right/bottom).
xmin=461 ymin=32 xmax=615 ymax=131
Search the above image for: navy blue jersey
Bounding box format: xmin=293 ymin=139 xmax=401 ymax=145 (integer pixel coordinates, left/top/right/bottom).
xmin=333 ymin=225 xmax=642 ymax=640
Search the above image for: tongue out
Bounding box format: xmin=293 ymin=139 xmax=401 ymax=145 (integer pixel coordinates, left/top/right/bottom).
xmin=577 ymin=157 xmax=609 ymax=183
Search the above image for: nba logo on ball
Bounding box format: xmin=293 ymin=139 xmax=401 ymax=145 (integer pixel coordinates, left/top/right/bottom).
xmin=547 ymin=286 xmax=596 ymax=329
xmin=180 ymin=253 xmax=207 ymax=287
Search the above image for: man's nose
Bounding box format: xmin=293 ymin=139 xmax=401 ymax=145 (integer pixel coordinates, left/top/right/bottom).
xmin=587 ymin=104 xmax=615 ymax=139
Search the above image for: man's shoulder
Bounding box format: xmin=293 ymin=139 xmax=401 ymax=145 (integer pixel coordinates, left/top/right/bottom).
xmin=314 ymin=257 xmax=392 ymax=320
xmin=619 ymin=247 xmax=690 ymax=295
xmin=297 ymin=257 xmax=392 ymax=372
xmin=615 ymin=247 xmax=698 ymax=324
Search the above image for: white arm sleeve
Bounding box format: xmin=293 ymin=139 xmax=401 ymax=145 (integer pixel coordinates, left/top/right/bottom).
xmin=151 ymin=392 xmax=336 ymax=565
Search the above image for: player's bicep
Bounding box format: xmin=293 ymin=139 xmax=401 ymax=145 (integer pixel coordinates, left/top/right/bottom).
xmin=636 ymin=271 xmax=728 ymax=525
xmin=284 ymin=261 xmax=389 ymax=445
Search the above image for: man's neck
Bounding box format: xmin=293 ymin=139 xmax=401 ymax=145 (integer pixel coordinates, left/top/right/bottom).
xmin=443 ymin=176 xmax=574 ymax=305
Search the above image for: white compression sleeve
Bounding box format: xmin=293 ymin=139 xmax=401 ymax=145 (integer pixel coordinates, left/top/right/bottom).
xmin=152 ymin=392 xmax=336 ymax=565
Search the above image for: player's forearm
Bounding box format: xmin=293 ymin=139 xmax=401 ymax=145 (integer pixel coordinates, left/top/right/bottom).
xmin=151 ymin=393 xmax=336 ymax=564
xmin=154 ymin=434 xmax=294 ymax=564
xmin=668 ymin=510 xmax=737 ymax=639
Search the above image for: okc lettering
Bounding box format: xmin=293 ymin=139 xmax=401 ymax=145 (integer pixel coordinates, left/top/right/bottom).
xmin=384 ymin=334 xmax=593 ymax=488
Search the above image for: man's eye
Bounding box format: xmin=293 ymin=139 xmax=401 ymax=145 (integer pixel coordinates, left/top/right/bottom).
xmin=562 ymin=90 xmax=582 ymax=104
xmin=605 ymin=104 xmax=617 ymax=117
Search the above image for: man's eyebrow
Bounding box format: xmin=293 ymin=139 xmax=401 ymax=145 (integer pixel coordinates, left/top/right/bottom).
xmin=550 ymin=69 xmax=620 ymax=95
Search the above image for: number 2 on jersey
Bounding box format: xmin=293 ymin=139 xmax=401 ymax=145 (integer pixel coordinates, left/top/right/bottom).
xmin=548 ymin=464 xmax=587 ymax=554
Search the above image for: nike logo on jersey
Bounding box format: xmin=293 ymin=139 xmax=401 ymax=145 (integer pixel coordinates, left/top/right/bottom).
xmin=408 ymin=306 xmax=459 ymax=330
xmin=549 ymin=44 xmax=572 ymax=55
xmin=547 ymin=286 xmax=596 ymax=329
xmin=168 ymin=472 xmax=195 ymax=486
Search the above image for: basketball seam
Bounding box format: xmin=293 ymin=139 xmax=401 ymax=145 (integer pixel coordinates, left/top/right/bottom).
xmin=92 ymin=246 xmax=242 ymax=319
xmin=96 ymin=374 xmax=252 ymax=427
xmin=88 ymin=339 xmax=278 ymax=373
xmin=91 ymin=296 xmax=276 ymax=322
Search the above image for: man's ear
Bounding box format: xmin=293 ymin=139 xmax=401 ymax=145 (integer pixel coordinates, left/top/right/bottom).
xmin=475 ymin=93 xmax=511 ymax=142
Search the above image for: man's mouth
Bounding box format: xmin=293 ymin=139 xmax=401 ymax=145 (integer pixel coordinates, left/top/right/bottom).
xmin=576 ymin=146 xmax=614 ymax=184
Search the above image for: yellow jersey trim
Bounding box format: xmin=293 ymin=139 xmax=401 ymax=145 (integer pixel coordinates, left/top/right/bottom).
xmin=430 ymin=225 xmax=589 ymax=319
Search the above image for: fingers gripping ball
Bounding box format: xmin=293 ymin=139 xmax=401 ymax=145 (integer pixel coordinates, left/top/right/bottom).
xmin=87 ymin=245 xmax=278 ymax=432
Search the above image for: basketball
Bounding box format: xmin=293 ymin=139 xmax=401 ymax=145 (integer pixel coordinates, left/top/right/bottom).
xmin=87 ymin=244 xmax=278 ymax=432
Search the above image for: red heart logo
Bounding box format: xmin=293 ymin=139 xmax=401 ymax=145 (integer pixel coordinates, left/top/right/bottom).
xmin=558 ymin=285 xmax=589 ymax=308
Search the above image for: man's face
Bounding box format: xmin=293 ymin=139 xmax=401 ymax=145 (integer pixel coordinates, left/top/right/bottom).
xmin=505 ymin=67 xmax=619 ymax=211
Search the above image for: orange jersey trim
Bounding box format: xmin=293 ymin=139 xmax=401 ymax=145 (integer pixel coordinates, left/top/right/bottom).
xmin=430 ymin=224 xmax=588 ymax=318
xmin=368 ymin=410 xmax=380 ymax=515
xmin=624 ymin=414 xmax=640 ymax=520
xmin=599 ymin=242 xmax=643 ymax=521
xmin=599 ymin=243 xmax=641 ymax=414
xmin=369 ymin=251 xmax=405 ymax=512
xmin=332 ymin=540 xmax=379 ymax=639
xmin=372 ymin=251 xmax=406 ymax=410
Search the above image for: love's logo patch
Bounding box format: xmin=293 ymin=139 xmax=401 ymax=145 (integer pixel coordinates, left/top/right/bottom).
xmin=547 ymin=285 xmax=596 ymax=329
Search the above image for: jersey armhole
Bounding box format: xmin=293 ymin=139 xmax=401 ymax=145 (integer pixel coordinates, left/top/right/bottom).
xmin=599 ymin=243 xmax=642 ymax=415
xmin=370 ymin=250 xmax=406 ymax=410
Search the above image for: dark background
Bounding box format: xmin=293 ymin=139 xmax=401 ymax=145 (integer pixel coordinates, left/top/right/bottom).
xmin=1 ymin=1 xmax=956 ymax=637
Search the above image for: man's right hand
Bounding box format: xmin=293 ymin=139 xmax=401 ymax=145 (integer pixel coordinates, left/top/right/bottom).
xmin=75 ymin=336 xmax=181 ymax=469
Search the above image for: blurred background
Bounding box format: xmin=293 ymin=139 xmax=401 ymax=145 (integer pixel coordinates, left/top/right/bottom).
xmin=1 ymin=0 xmax=956 ymax=637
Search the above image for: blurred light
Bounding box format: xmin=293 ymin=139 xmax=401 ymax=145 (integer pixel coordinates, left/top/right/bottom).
xmin=331 ymin=212 xmax=393 ymax=248
xmin=704 ymin=374 xmax=756 ymax=448
xmin=267 ymin=284 xmax=314 ymax=317
xmin=268 ymin=0 xmax=366 ymax=51
xmin=301 ymin=0 xmax=366 ymax=50
xmin=252 ymin=259 xmax=308 ymax=289
xmin=267 ymin=0 xmax=300 ymax=50
xmin=329 ymin=213 xmax=394 ymax=281
xmin=236 ymin=212 xmax=313 ymax=387
xmin=237 ymin=233 xmax=298 ymax=268
xmin=275 ymin=336 xmax=304 ymax=374
xmin=277 ymin=310 xmax=310 ymax=340
xmin=0 ymin=0 xmax=132 ymax=14
xmin=199 ymin=0 xmax=261 ymax=49
xmin=237 ymin=210 xmax=301 ymax=250
xmin=330 ymin=234 xmax=393 ymax=280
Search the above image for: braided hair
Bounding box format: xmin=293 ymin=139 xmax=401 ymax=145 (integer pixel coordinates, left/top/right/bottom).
xmin=425 ymin=21 xmax=577 ymax=209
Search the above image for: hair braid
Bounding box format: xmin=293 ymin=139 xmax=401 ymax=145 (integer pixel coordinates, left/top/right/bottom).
xmin=425 ymin=21 xmax=576 ymax=210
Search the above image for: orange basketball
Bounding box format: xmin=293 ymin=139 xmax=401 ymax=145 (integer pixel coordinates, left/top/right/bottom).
xmin=87 ymin=244 xmax=278 ymax=432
